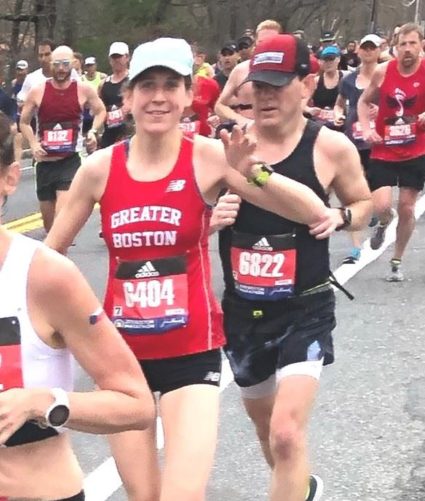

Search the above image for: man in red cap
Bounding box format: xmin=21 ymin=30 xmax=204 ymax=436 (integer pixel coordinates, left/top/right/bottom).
xmin=213 ymin=33 xmax=372 ymax=501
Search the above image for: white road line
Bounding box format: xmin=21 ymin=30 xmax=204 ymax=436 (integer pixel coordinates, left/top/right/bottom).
xmin=84 ymin=193 xmax=425 ymax=501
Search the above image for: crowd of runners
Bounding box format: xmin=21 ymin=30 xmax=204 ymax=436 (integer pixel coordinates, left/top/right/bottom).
xmin=0 ymin=16 xmax=424 ymax=501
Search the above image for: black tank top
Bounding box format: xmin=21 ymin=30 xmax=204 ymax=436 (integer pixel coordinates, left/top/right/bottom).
xmin=100 ymin=75 xmax=129 ymax=147
xmin=312 ymin=71 xmax=343 ymax=109
xmin=219 ymin=120 xmax=330 ymax=299
xmin=100 ymin=75 xmax=127 ymax=110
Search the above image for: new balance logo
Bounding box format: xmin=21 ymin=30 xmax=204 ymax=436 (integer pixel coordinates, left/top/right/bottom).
xmin=253 ymin=237 xmax=273 ymax=251
xmin=135 ymin=261 xmax=160 ymax=278
xmin=204 ymin=371 xmax=221 ymax=383
xmin=166 ymin=179 xmax=186 ymax=192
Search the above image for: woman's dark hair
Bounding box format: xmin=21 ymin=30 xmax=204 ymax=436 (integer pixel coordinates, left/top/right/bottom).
xmin=0 ymin=112 xmax=15 ymax=173
xmin=128 ymin=70 xmax=192 ymax=90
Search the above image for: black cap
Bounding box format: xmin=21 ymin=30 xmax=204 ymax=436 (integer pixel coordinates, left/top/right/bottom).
xmin=320 ymin=30 xmax=336 ymax=42
xmin=221 ymin=41 xmax=238 ymax=55
xmin=237 ymin=35 xmax=254 ymax=49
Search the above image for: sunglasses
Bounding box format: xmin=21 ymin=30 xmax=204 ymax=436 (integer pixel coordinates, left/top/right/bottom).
xmin=322 ymin=56 xmax=337 ymax=62
xmin=52 ymin=59 xmax=72 ymax=68
xmin=238 ymin=42 xmax=251 ymax=50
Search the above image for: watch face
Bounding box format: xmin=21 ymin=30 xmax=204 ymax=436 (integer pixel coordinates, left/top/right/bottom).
xmin=49 ymin=404 xmax=70 ymax=427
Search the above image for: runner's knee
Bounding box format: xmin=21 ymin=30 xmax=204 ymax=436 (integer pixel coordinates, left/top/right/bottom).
xmin=269 ymin=417 xmax=305 ymax=461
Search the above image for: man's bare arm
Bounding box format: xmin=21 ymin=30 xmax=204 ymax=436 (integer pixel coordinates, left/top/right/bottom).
xmin=214 ymin=62 xmax=251 ymax=127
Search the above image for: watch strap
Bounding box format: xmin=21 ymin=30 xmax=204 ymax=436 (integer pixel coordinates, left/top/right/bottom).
xmin=336 ymin=207 xmax=352 ymax=231
xmin=44 ymin=387 xmax=70 ymax=429
xmin=248 ymin=162 xmax=274 ymax=187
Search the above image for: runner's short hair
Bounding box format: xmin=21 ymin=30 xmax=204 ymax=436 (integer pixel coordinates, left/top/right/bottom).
xmin=38 ymin=38 xmax=56 ymax=51
xmin=397 ymin=23 xmax=424 ymax=42
xmin=255 ymin=19 xmax=283 ymax=37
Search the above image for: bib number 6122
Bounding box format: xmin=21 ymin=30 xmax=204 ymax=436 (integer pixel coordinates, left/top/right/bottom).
xmin=238 ymin=251 xmax=284 ymax=278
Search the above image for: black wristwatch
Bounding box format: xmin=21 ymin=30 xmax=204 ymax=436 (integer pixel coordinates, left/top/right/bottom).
xmin=336 ymin=207 xmax=352 ymax=231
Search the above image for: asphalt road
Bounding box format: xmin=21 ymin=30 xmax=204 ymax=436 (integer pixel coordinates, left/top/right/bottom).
xmin=6 ymin=163 xmax=425 ymax=501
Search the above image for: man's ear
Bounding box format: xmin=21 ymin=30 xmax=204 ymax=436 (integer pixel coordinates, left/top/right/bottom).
xmin=301 ymin=74 xmax=317 ymax=100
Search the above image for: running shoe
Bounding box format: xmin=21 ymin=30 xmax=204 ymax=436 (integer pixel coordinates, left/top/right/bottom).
xmin=386 ymin=258 xmax=404 ymax=282
xmin=305 ymin=474 xmax=324 ymax=501
xmin=342 ymin=247 xmax=361 ymax=264
xmin=370 ymin=209 xmax=396 ymax=250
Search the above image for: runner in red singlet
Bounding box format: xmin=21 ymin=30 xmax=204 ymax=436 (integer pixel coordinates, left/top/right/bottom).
xmin=20 ymin=45 xmax=106 ymax=233
xmin=358 ymin=22 xmax=425 ymax=281
xmin=180 ymin=74 xmax=220 ymax=136
xmin=0 ymin=112 xmax=154 ymax=500
xmin=45 ymin=37 xmax=339 ymax=501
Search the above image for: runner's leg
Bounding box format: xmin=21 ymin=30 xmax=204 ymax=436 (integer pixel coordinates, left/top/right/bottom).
xmin=108 ymin=423 xmax=160 ymax=501
xmin=243 ymin=391 xmax=275 ymax=467
xmin=394 ymin=187 xmax=419 ymax=260
xmin=159 ymin=384 xmax=219 ymax=501
xmin=269 ymin=374 xmax=320 ymax=501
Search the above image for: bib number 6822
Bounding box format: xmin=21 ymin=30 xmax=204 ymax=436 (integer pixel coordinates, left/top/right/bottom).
xmin=238 ymin=251 xmax=284 ymax=278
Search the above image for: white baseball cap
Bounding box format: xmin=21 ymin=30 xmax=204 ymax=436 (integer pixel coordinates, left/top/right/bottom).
xmin=85 ymin=56 xmax=96 ymax=65
xmin=129 ymin=37 xmax=193 ymax=81
xmin=16 ymin=59 xmax=28 ymax=69
xmin=360 ymin=34 xmax=382 ymax=48
xmin=109 ymin=41 xmax=129 ymax=56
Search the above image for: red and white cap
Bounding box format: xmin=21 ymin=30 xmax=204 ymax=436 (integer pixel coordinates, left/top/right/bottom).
xmin=243 ymin=34 xmax=311 ymax=87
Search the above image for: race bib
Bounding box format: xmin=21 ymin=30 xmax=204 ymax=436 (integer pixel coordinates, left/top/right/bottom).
xmin=319 ymin=108 xmax=335 ymax=122
xmin=0 ymin=317 xmax=60 ymax=447
xmin=106 ymin=106 xmax=124 ymax=128
xmin=231 ymin=232 xmax=297 ymax=301
xmin=112 ymin=256 xmax=188 ymax=334
xmin=179 ymin=118 xmax=201 ymax=134
xmin=0 ymin=317 xmax=23 ymax=391
xmin=384 ymin=120 xmax=416 ymax=145
xmin=42 ymin=124 xmax=74 ymax=154
xmin=352 ymin=121 xmax=375 ymax=141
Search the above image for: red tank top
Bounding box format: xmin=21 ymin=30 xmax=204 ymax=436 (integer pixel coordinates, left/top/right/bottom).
xmin=100 ymin=137 xmax=224 ymax=360
xmin=38 ymin=80 xmax=82 ymax=158
xmin=372 ymin=59 xmax=425 ymax=161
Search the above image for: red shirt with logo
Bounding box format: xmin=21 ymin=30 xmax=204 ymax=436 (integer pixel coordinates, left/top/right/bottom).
xmin=372 ymin=59 xmax=425 ymax=161
xmin=37 ymin=80 xmax=82 ymax=157
xmin=180 ymin=76 xmax=220 ymax=137
xmin=100 ymin=137 xmax=224 ymax=360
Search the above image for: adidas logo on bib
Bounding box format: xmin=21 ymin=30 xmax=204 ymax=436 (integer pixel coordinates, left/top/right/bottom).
xmin=253 ymin=237 xmax=273 ymax=251
xmin=135 ymin=261 xmax=160 ymax=278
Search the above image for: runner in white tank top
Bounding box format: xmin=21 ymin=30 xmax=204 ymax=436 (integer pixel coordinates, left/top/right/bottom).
xmin=0 ymin=113 xmax=154 ymax=500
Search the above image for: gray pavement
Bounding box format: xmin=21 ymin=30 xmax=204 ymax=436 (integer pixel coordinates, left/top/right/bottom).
xmin=6 ymin=167 xmax=425 ymax=501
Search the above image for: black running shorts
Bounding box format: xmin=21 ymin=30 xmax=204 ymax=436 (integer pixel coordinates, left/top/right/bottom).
xmin=222 ymin=289 xmax=336 ymax=388
xmin=139 ymin=349 xmax=222 ymax=395
xmin=36 ymin=153 xmax=81 ymax=201
xmin=368 ymin=155 xmax=425 ymax=192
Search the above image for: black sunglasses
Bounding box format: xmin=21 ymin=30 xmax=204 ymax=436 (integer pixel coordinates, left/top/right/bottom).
xmin=322 ymin=56 xmax=337 ymax=62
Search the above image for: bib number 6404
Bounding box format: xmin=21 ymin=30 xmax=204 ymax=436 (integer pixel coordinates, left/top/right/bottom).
xmin=238 ymin=252 xmax=284 ymax=278
xmin=123 ymin=279 xmax=175 ymax=308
